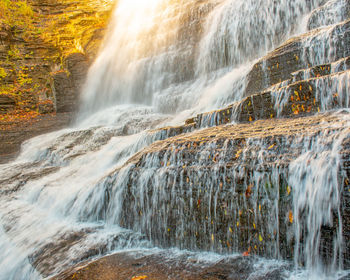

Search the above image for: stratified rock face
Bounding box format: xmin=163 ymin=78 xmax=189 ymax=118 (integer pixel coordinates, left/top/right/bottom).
xmin=65 ymin=53 xmax=89 ymax=89
xmin=0 ymin=95 xmax=15 ymax=114
xmin=0 ymin=0 xmax=112 ymax=115
xmin=51 ymin=52 xmax=89 ymax=113
xmin=51 ymin=71 xmax=74 ymax=113
xmin=307 ymin=0 xmax=350 ymax=30
xmin=245 ymin=19 xmax=350 ymax=97
xmin=120 ymin=115 xmax=350 ymax=270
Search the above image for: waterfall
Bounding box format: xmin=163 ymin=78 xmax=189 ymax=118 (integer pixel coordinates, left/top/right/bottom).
xmin=1 ymin=0 xmax=349 ymax=279
xmin=79 ymin=0 xmax=325 ymax=118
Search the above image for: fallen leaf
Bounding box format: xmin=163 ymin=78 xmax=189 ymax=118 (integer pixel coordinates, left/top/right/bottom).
xmin=268 ymin=143 xmax=275 ymax=150
xmin=288 ymin=211 xmax=294 ymax=224
xmin=245 ymin=184 xmax=253 ymax=198
xmin=132 ymin=276 xmax=148 ymax=280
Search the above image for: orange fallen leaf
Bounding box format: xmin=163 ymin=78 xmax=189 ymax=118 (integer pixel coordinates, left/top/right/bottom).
xmin=288 ymin=211 xmax=294 ymax=224
xmin=132 ymin=276 xmax=148 ymax=280
xmin=245 ymin=184 xmax=253 ymax=198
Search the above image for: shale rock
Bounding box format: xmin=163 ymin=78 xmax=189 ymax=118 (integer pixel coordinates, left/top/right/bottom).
xmin=0 ymin=0 xmax=112 ymax=116
xmin=51 ymin=250 xmax=288 ymax=280
xmin=65 ymin=53 xmax=89 ymax=89
xmin=245 ymin=19 xmax=350 ymax=97
xmin=120 ymin=113 xmax=350 ymax=267
xmin=307 ymin=0 xmax=350 ymax=30
xmin=51 ymin=71 xmax=74 ymax=113
xmin=51 ymin=52 xmax=89 ymax=113
xmin=0 ymin=95 xmax=15 ymax=114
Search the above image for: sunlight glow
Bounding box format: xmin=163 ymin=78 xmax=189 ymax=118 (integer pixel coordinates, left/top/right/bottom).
xmin=115 ymin=0 xmax=165 ymax=35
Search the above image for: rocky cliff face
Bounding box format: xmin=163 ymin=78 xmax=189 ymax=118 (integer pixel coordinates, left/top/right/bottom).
xmin=0 ymin=0 xmax=114 ymax=163
xmin=1 ymin=1 xmax=350 ymax=279
xmin=0 ymin=0 xmax=113 ymax=115
xmin=50 ymin=1 xmax=350 ymax=277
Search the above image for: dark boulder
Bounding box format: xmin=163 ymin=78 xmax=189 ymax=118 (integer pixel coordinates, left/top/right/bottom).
xmin=65 ymin=52 xmax=89 ymax=90
xmin=51 ymin=70 xmax=75 ymax=113
xmin=51 ymin=52 xmax=89 ymax=113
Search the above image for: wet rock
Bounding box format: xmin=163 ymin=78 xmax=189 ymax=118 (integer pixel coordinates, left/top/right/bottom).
xmin=51 ymin=70 xmax=75 ymax=113
xmin=51 ymin=250 xmax=288 ymax=280
xmin=0 ymin=112 xmax=72 ymax=164
xmin=307 ymin=0 xmax=350 ymax=30
xmin=245 ymin=19 xmax=350 ymax=97
xmin=65 ymin=52 xmax=89 ymax=90
xmin=235 ymin=71 xmax=349 ymax=122
xmin=119 ymin=113 xmax=350 ymax=268
xmin=51 ymin=52 xmax=89 ymax=113
xmin=178 ymin=61 xmax=350 ymax=130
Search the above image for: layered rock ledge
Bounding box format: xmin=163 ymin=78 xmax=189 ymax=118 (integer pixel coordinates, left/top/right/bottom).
xmin=50 ymin=111 xmax=350 ymax=279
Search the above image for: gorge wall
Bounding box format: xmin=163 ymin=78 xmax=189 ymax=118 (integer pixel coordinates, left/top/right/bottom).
xmin=1 ymin=0 xmax=350 ymax=280
xmin=0 ymin=0 xmax=113 ymax=162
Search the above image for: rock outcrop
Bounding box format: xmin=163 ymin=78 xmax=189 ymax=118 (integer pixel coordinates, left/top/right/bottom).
xmin=51 ymin=53 xmax=89 ymax=113
xmin=0 ymin=0 xmax=112 ymax=115
xmin=0 ymin=0 xmax=113 ymax=163
xmin=117 ymin=113 xmax=350 ymax=265
xmin=0 ymin=95 xmax=15 ymax=114
xmin=49 ymin=3 xmax=350 ymax=278
xmin=245 ymin=19 xmax=350 ymax=97
xmin=52 ymin=250 xmax=288 ymax=280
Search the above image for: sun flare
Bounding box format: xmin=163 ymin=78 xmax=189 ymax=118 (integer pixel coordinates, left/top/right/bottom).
xmin=113 ymin=0 xmax=166 ymax=36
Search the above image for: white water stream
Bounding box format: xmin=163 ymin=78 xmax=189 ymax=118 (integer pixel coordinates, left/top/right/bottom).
xmin=0 ymin=0 xmax=349 ymax=279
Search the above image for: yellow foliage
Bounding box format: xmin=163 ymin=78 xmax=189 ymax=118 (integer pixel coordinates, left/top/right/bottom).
xmin=0 ymin=0 xmax=35 ymax=31
xmin=0 ymin=67 xmax=7 ymax=79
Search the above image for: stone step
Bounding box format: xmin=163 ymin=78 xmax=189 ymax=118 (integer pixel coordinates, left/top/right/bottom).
xmin=307 ymin=0 xmax=350 ymax=31
xmin=245 ymin=19 xmax=350 ymax=97
xmin=278 ymin=56 xmax=350 ymax=88
xmin=171 ymin=68 xmax=348 ymax=131
xmin=117 ymin=112 xmax=350 ymax=267
xmin=153 ymin=53 xmax=350 ymax=139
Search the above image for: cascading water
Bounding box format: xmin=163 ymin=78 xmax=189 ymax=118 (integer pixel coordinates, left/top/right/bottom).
xmin=0 ymin=0 xmax=349 ymax=279
xmin=79 ymin=0 xmax=327 ymax=118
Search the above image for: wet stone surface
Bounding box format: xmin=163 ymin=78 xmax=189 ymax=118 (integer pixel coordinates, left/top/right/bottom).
xmin=109 ymin=113 xmax=350 ymax=268
xmin=245 ymin=19 xmax=350 ymax=97
xmin=52 ymin=250 xmax=290 ymax=280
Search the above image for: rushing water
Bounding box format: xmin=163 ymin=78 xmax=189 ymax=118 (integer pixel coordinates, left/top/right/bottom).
xmin=1 ymin=0 xmax=350 ymax=279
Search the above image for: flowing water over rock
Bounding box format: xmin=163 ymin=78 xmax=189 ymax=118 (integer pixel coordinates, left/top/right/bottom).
xmin=1 ymin=0 xmax=350 ymax=279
